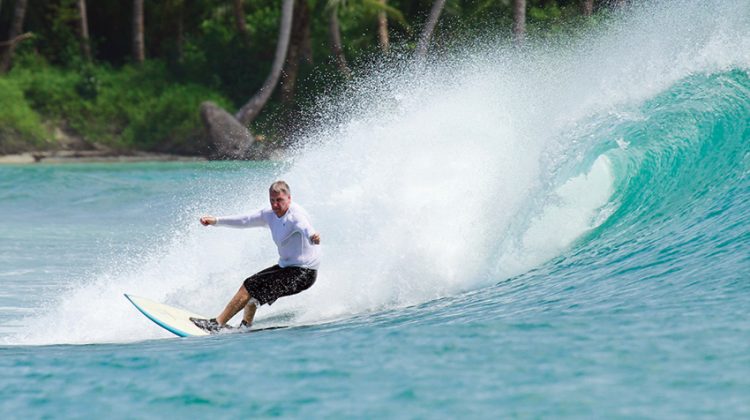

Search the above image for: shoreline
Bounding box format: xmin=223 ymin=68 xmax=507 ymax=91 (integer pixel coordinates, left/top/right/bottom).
xmin=0 ymin=150 xmax=207 ymax=164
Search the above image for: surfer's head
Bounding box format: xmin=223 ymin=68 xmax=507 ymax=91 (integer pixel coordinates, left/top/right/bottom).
xmin=269 ymin=180 xmax=291 ymax=217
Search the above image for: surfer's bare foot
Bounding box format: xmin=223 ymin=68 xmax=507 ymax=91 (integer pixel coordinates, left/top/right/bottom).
xmin=190 ymin=317 xmax=223 ymax=333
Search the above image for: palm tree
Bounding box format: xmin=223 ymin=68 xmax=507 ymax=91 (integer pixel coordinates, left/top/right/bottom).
xmin=377 ymin=0 xmax=389 ymax=53
xmin=327 ymin=1 xmax=351 ymax=78
xmin=512 ymin=0 xmax=526 ymax=46
xmin=328 ymin=0 xmax=407 ymax=72
xmin=280 ymin=0 xmax=312 ymax=106
xmin=77 ymin=0 xmax=91 ymax=61
xmin=132 ymin=0 xmax=145 ymax=63
xmin=0 ymin=0 xmax=29 ymax=73
xmin=415 ymin=0 xmax=446 ymax=59
xmin=582 ymin=0 xmax=594 ymax=16
xmin=232 ymin=0 xmax=248 ymax=39
xmin=234 ymin=0 xmax=294 ymax=125
xmin=200 ymin=0 xmax=294 ymax=159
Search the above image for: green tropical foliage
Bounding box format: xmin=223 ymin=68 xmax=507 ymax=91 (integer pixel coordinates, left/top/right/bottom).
xmin=0 ymin=0 xmax=615 ymax=155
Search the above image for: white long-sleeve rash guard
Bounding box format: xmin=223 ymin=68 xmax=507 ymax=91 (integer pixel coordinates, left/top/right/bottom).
xmin=214 ymin=201 xmax=320 ymax=269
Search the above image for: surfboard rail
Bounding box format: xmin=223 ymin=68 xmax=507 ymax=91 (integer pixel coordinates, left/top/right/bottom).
xmin=124 ymin=294 xmax=210 ymax=337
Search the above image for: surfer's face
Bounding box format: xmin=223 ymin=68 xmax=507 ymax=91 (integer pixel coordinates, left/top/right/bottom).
xmin=270 ymin=191 xmax=291 ymax=217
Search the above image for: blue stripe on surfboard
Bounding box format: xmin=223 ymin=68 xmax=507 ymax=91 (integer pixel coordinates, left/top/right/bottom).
xmin=124 ymin=294 xmax=192 ymax=338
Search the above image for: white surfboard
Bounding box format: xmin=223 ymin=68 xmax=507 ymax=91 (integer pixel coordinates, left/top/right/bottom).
xmin=124 ymin=294 xmax=210 ymax=337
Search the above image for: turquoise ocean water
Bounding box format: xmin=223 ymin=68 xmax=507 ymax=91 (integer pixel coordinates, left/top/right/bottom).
xmin=2 ymin=1 xmax=750 ymax=417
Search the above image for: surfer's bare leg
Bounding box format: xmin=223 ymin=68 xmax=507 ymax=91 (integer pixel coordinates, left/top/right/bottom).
xmin=216 ymin=286 xmax=250 ymax=325
xmin=243 ymin=301 xmax=258 ymax=326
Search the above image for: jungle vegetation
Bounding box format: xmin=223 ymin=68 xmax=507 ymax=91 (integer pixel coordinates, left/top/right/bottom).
xmin=0 ymin=0 xmax=624 ymax=157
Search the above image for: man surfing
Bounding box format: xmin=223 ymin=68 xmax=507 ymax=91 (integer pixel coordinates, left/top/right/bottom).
xmin=190 ymin=180 xmax=320 ymax=333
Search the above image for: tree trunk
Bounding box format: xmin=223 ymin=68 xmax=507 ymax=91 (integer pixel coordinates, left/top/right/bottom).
xmin=377 ymin=0 xmax=389 ymax=54
xmin=132 ymin=0 xmax=145 ymax=63
xmin=280 ymin=0 xmax=311 ymax=106
xmin=415 ymin=0 xmax=446 ymax=59
xmin=234 ymin=0 xmax=294 ymax=125
xmin=0 ymin=32 xmax=30 ymax=48
xmin=78 ymin=0 xmax=91 ymax=61
xmin=0 ymin=0 xmax=28 ymax=73
xmin=201 ymin=0 xmax=294 ymax=159
xmin=232 ymin=0 xmax=248 ymax=39
xmin=328 ymin=4 xmax=351 ymax=79
xmin=582 ymin=0 xmax=594 ymax=16
xmin=512 ymin=0 xmax=526 ymax=46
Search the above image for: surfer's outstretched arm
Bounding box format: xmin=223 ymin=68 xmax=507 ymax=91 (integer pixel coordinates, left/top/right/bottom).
xmin=200 ymin=211 xmax=265 ymax=228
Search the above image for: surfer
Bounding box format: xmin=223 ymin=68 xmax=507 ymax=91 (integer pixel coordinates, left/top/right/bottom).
xmin=190 ymin=180 xmax=320 ymax=333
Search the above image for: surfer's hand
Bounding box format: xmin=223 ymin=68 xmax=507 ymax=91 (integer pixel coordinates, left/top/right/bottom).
xmin=200 ymin=216 xmax=217 ymax=226
xmin=310 ymin=233 xmax=320 ymax=245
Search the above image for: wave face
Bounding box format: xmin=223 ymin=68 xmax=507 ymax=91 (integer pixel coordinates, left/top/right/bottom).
xmin=281 ymin=0 xmax=750 ymax=320
xmin=2 ymin=0 xmax=749 ymax=347
xmin=572 ymin=69 xmax=750 ymax=275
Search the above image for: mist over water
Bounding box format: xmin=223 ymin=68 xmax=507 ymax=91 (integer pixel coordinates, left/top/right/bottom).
xmin=6 ymin=0 xmax=750 ymax=346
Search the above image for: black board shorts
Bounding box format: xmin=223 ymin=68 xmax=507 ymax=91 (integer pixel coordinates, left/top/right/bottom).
xmin=243 ymin=265 xmax=317 ymax=306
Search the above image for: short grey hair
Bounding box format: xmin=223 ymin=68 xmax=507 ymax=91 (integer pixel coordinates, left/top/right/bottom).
xmin=269 ymin=180 xmax=290 ymax=196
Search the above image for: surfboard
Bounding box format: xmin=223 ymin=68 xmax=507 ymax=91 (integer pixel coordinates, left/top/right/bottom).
xmin=124 ymin=294 xmax=210 ymax=337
